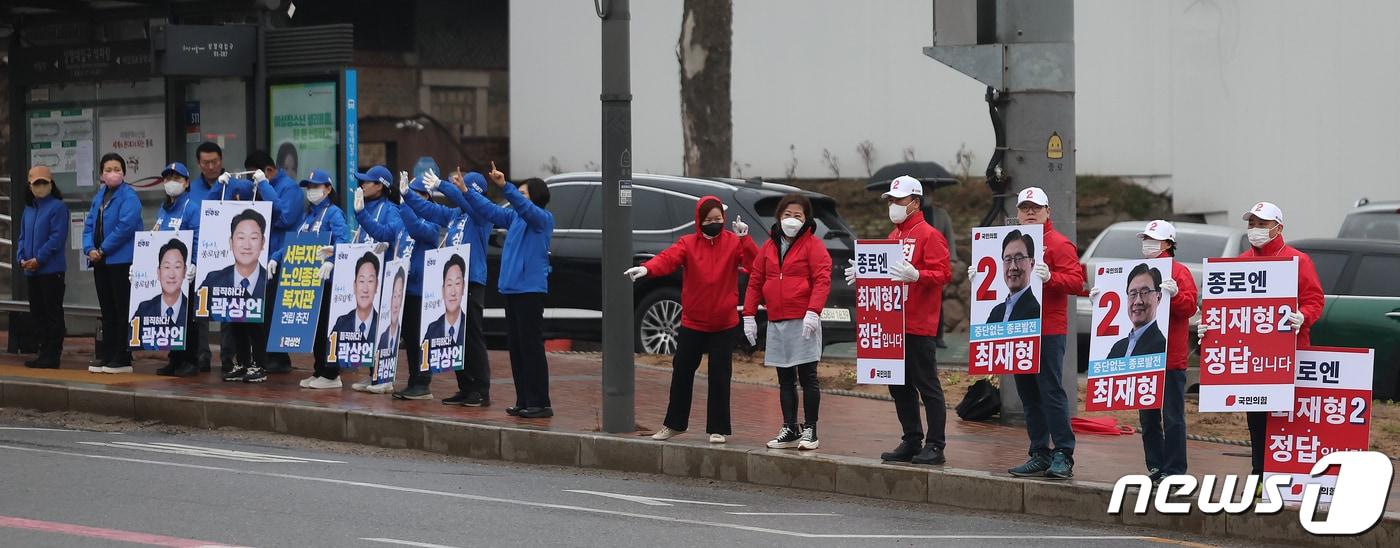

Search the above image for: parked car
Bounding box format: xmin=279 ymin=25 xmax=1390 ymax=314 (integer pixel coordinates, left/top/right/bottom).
xmin=1338 ymin=199 xmax=1400 ymax=240
xmin=479 ymin=173 xmax=858 ymax=354
xmin=1289 ymin=238 xmax=1400 ymax=400
xmin=1075 ymin=221 xmax=1248 ymax=371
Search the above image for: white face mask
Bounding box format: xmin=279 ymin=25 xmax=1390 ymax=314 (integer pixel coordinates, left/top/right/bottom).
xmin=889 ymin=203 xmax=911 ymax=224
xmin=163 ymin=180 xmax=185 ymax=197
xmin=1246 ymin=227 xmax=1275 ymax=247
xmin=780 ymin=217 xmax=803 ymax=238
xmin=1140 ymin=240 xmax=1162 ymax=258
xmin=305 ymin=187 xmax=328 ymax=204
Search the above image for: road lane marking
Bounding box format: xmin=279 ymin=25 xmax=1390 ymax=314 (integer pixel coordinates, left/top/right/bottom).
xmin=362 ymin=538 xmax=463 ymax=548
xmin=727 ymin=512 xmax=840 ymax=516
xmin=0 ymin=514 xmax=246 ymax=547
xmin=77 ymin=441 xmax=345 ymax=464
xmin=0 ymin=443 xmax=1159 ymax=542
xmin=0 ymin=426 xmax=85 ymax=432
xmin=564 ymin=489 xmax=745 ymax=507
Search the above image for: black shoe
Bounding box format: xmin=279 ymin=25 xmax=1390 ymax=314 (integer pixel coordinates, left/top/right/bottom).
xmin=221 ymin=362 xmax=235 ymax=374
xmin=24 ymin=358 xmax=41 ymax=368
xmin=797 ymin=423 xmax=819 ymax=450
xmin=506 ymin=406 xmax=523 ymax=416
xmin=443 ymin=392 xmax=470 ymax=406
xmin=766 ymin=424 xmax=802 ymax=449
xmin=155 ymin=362 xmax=179 ymax=376
xmin=517 ymin=406 xmax=554 ymax=419
xmin=462 ymin=392 xmax=489 ymax=407
xmin=1008 ymin=453 xmax=1052 ymax=477
xmin=172 ymin=362 xmax=199 ymax=378
xmin=880 ymin=440 xmax=922 ymax=462
xmin=25 ymin=359 xmax=59 ymax=369
xmin=911 ymin=444 xmax=947 ymax=465
xmin=1046 ymin=450 xmax=1074 ymax=480
xmin=222 ymin=364 xmax=248 ymax=382
xmin=935 ymin=338 xmax=948 ymax=349
xmin=242 ymin=365 xmax=268 ymax=383
xmin=393 ymin=385 xmax=433 ymax=400
xmin=199 ymin=361 xmax=211 ymax=373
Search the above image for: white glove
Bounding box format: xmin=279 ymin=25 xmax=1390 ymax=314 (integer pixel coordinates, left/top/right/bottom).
xmin=252 ymin=169 xmax=267 ymax=183
xmin=217 ymin=172 xmax=231 ymax=185
xmin=422 ymin=169 xmax=442 ymax=191
xmin=320 ymin=262 xmax=334 ymax=280
xmin=353 ymin=187 xmax=365 ymax=212
xmin=623 ymin=266 xmax=648 ymax=281
xmin=967 ymin=265 xmax=978 ymax=280
xmin=890 ymin=260 xmax=920 ymax=283
xmin=1289 ymin=311 xmax=1304 ymax=330
xmin=186 ymin=269 xmax=195 ymax=283
xmin=318 ymin=246 xmax=334 ymax=260
xmin=398 ymin=171 xmax=411 ymax=194
xmin=1161 ymin=278 xmax=1179 ymax=299
xmin=732 ymin=215 xmax=748 ymax=237
xmin=1088 ymin=286 xmax=1103 ymax=301
xmin=373 ymin=242 xmax=389 ymax=254
xmin=1033 ymin=262 xmax=1050 ymax=282
xmin=268 ymin=260 xmax=278 ymax=277
xmin=802 ymin=311 xmax=821 ymax=339
xmin=743 ymin=316 xmax=757 ymax=346
xmin=127 ymin=269 xmax=133 ymax=282
xmin=843 ymin=258 xmax=857 ymax=286
xmin=1197 ymin=322 xmax=1215 ymax=338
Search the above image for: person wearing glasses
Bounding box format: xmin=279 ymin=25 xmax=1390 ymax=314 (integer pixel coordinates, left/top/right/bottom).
xmin=1105 ymin=263 xmax=1168 ymax=358
xmin=984 ymin=229 xmax=1041 ymax=323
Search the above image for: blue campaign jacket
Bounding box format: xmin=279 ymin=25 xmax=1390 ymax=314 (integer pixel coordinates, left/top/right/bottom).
xmin=82 ymin=182 xmax=144 ymax=265
xmin=462 ymin=182 xmax=553 ymax=295
xmin=155 ymin=190 xmax=203 ymax=264
xmin=266 ymin=172 xmax=305 ymax=256
xmin=17 ymin=195 xmax=69 ymax=276
xmin=191 ymin=173 xmax=216 ymax=200
xmin=271 ymin=199 xmax=351 ymax=264
xmin=354 ymin=197 xmax=418 ymax=296
xmin=395 ymin=201 xmax=439 ymax=297
xmin=402 ymin=186 xmax=490 ymax=287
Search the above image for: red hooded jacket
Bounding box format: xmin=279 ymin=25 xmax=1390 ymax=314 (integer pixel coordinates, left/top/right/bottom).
xmin=889 ymin=211 xmax=952 ymax=337
xmin=1040 ymin=220 xmax=1085 ymax=336
xmin=1159 ymin=255 xmax=1199 ymax=371
xmin=641 ymin=196 xmax=758 ymax=333
xmin=1238 ymin=236 xmax=1326 ymax=347
xmin=743 ymin=219 xmax=832 ymax=322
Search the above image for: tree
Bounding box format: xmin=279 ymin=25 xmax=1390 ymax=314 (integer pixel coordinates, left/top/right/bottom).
xmin=677 ymin=0 xmax=732 ymax=177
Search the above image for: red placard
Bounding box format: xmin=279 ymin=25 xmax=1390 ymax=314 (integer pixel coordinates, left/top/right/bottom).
xmin=855 ymin=240 xmax=905 ymax=385
xmin=1198 ymin=256 xmax=1298 ymax=412
xmin=1264 ymin=346 xmax=1373 ymax=504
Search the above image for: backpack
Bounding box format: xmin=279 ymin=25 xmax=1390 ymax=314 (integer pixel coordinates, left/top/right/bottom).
xmin=956 ymin=377 xmax=1001 ymax=422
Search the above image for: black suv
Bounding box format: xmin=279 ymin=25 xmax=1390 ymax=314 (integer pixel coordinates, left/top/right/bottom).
xmin=480 ymin=173 xmax=858 ymax=354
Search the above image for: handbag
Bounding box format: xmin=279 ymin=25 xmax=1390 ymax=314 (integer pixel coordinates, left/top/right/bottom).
xmin=956 ymin=376 xmax=1001 ymax=422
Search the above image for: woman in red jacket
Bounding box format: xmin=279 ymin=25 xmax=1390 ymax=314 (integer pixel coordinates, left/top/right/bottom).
xmin=743 ymin=194 xmax=833 ymax=451
xmin=626 ymin=197 xmax=757 ymax=444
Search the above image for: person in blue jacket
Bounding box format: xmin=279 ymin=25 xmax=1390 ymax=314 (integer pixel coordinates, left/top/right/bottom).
xmin=152 ymin=162 xmax=202 ymax=377
xmin=247 ymin=150 xmax=304 ymax=375
xmin=207 ymin=168 xmax=281 ymax=384
xmin=412 ymin=169 xmax=493 ymax=407
xmin=385 ymin=171 xmax=442 ymax=400
xmin=189 ymin=141 xmax=222 ymax=372
xmin=461 ymin=162 xmax=554 ymax=419
xmin=82 ymin=153 xmax=144 ymax=374
xmin=18 ymin=165 xmax=70 ymax=369
xmin=349 ymin=165 xmax=412 ymax=395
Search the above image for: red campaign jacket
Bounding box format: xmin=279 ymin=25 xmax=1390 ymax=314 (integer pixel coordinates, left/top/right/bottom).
xmin=888 ymin=212 xmax=952 ymax=337
xmin=1238 ymin=236 xmax=1326 ymax=347
xmin=1160 ymin=255 xmax=1199 ymax=371
xmin=642 ymin=196 xmax=759 ymax=333
xmin=743 ymin=219 xmax=833 ymax=322
xmin=1041 ymin=220 xmax=1085 ymax=336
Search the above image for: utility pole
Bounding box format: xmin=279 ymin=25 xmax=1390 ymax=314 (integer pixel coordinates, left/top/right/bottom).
xmin=599 ymin=0 xmax=636 ymax=433
xmin=925 ymin=0 xmax=1078 ymax=423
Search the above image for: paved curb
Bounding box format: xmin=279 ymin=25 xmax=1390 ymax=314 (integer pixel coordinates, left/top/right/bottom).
xmin=4 ymin=377 xmax=1396 ymax=547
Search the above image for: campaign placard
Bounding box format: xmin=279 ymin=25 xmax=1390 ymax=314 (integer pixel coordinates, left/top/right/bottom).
xmin=372 ymin=257 xmax=410 ymax=385
xmin=195 ymin=200 xmax=273 ymax=323
xmin=1199 ymin=256 xmax=1298 ymax=412
xmin=128 ymin=230 xmax=194 ymax=350
xmin=325 ymin=243 xmax=384 ymax=369
xmin=420 ymin=244 xmax=471 ymax=373
xmin=1264 ymin=347 xmax=1373 ymax=503
xmin=854 ymin=240 xmax=905 ymax=385
xmin=1086 ymin=258 xmax=1173 ymax=412
xmin=267 ymin=232 xmax=331 ymax=353
xmin=968 ymin=224 xmax=1044 ymax=375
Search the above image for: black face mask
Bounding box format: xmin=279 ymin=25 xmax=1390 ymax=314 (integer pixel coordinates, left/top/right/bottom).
xmin=700 ymin=222 xmax=723 ymax=237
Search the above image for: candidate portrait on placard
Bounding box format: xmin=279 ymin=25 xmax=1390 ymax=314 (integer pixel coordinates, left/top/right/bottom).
xmin=129 ymin=230 xmax=194 ymax=350
xmin=1107 ymin=262 xmax=1167 ymax=358
xmin=983 ymin=228 xmax=1042 ymax=324
xmin=199 ymin=208 xmax=268 ymax=298
xmin=423 ymin=253 xmax=467 ymax=346
xmin=333 ymin=251 xmax=381 ymax=341
xmin=134 ymin=238 xmax=190 ymax=323
xmin=378 ymin=265 xmax=407 ymax=353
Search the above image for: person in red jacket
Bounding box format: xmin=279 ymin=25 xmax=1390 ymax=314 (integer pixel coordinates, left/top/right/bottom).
xmin=626 ymin=196 xmax=757 ymax=444
xmin=1092 ymin=220 xmax=1198 ymax=483
xmin=843 ymin=176 xmax=953 ymax=465
xmin=972 ymin=187 xmax=1085 ymax=479
xmin=743 ymin=193 xmax=833 ymax=451
xmin=1199 ymin=202 xmax=1325 ymax=478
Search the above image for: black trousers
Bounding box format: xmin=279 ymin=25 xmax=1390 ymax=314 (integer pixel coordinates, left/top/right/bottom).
xmin=263 ymin=275 xmax=291 ymax=369
xmin=220 ymin=322 xmax=235 ymax=368
xmin=169 ymin=280 xmax=201 ymax=367
xmin=311 ymin=282 xmax=338 ymax=379
xmin=228 ymin=322 xmax=267 ymax=367
xmin=453 ymin=283 xmax=492 ymax=397
xmin=890 ymin=335 xmax=947 ymax=448
xmin=92 ymin=262 xmax=132 ymax=366
xmin=663 ymin=326 xmax=734 ymax=434
xmin=26 ymin=273 xmax=66 ymax=363
xmin=197 ymin=317 xmax=212 ymax=369
xmin=1247 ymin=411 xmax=1268 ymax=475
xmin=777 ymin=362 xmax=820 ymax=426
xmin=505 ymin=293 xmax=550 ymax=408
xmin=403 ymin=294 xmax=428 ymax=388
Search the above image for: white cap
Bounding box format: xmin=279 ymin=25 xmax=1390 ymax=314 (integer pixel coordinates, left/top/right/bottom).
xmin=1242 ymin=201 xmax=1284 ymax=223
xmin=1137 ymin=219 xmax=1177 ymax=241
xmin=881 ymin=175 xmax=923 ymax=200
xmin=1017 ymin=187 xmax=1050 ymax=207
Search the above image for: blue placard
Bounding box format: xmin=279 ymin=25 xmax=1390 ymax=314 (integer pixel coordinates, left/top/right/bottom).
xmin=267 ymin=232 xmax=331 ymax=353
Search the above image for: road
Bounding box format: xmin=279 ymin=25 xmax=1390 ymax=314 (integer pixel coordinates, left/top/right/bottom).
xmin=0 ymin=412 xmax=1261 ymax=548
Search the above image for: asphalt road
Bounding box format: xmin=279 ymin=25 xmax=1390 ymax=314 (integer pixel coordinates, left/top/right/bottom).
xmin=0 ymin=413 xmax=1259 ymax=548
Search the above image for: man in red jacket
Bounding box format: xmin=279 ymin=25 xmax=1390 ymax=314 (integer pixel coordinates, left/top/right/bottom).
xmin=846 ymin=176 xmax=953 ymax=465
xmin=974 ymin=187 xmax=1085 ymax=480
xmin=1200 ymin=202 xmax=1325 ymax=477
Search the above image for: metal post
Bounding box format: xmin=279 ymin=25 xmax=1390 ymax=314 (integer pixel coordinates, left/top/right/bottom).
xmin=600 ymin=0 xmax=635 ymax=433
xmin=253 ymin=11 xmax=269 ymax=148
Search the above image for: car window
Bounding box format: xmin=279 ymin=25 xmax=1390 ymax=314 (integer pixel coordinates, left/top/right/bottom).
xmin=578 ymin=184 xmax=602 ymax=230
xmin=1339 ymin=211 xmax=1400 ymax=240
xmin=546 ymin=183 xmax=591 ymax=230
xmin=1171 ymin=233 xmax=1229 ymax=263
xmin=752 ymin=196 xmax=854 ymax=248
xmin=1087 ymin=228 xmax=1140 ymax=259
xmin=1350 ymin=254 xmax=1400 ymax=297
xmin=634 ymin=188 xmax=694 ymax=231
xmin=1304 ymin=250 xmax=1350 ymax=294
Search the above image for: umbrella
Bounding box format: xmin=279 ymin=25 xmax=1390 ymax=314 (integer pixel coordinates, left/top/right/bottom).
xmin=865 ymin=161 xmax=959 ymax=194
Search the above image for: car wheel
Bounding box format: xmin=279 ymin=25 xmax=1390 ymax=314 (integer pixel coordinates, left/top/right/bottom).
xmin=636 ymin=288 xmax=683 ymax=355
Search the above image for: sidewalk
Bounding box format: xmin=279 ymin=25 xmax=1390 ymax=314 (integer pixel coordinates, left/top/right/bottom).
xmin=1 ymin=335 xmax=1396 ymax=546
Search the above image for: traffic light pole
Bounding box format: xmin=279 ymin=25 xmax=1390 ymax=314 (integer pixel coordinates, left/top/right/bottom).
xmin=600 ymin=0 xmax=636 ymax=433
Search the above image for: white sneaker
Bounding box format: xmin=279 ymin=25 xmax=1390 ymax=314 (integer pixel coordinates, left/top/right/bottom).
xmin=306 ymin=376 xmax=343 ymax=390
xmin=299 ymin=375 xmax=318 ymax=388
xmin=351 ymin=380 xmax=371 ymax=392
xmin=366 ymin=383 xmax=394 ymax=394
xmin=88 ymin=366 xmax=104 ymax=373
xmin=651 ymin=427 xmax=683 ymax=441
xmin=709 ymin=434 xmax=726 ymax=444
xmin=101 ymin=366 xmax=133 ymax=374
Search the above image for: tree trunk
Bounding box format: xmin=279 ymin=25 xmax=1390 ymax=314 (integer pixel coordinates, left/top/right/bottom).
xmin=678 ymin=0 xmax=732 ymax=177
